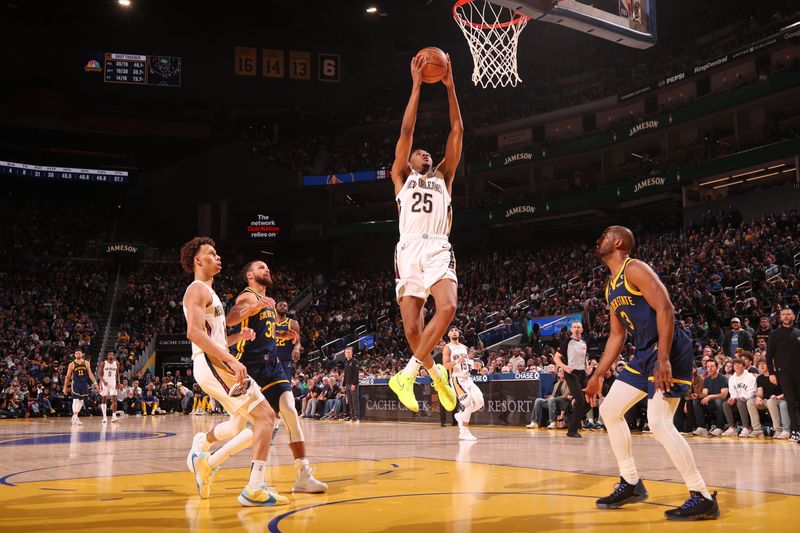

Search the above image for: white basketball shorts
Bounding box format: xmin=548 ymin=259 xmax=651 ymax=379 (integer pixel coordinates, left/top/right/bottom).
xmin=395 ymin=235 xmax=457 ymax=302
xmin=101 ymin=380 xmax=117 ymax=396
xmin=193 ymin=354 xmax=264 ymax=416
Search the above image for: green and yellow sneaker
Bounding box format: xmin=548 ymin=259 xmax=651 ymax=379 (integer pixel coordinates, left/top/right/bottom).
xmin=389 ymin=372 xmax=419 ymax=412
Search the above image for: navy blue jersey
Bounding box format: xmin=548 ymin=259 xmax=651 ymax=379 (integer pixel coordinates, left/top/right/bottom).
xmin=230 ymin=287 xmax=278 ymax=362
xmin=606 ymin=257 xmax=659 ymax=350
xmin=71 ymin=360 xmax=90 ymax=397
xmin=273 ymin=317 xmax=295 ymax=365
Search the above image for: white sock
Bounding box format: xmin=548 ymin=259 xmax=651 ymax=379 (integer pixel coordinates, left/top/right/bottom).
xmin=426 ymin=363 xmax=441 ymax=379
xmin=294 ymin=458 xmax=310 ymax=473
xmin=600 ymin=380 xmax=646 ymax=485
xmin=249 ymin=460 xmax=267 ymax=490
xmin=208 ymin=428 xmax=253 ymax=469
xmin=100 ymin=404 xmax=107 ymax=417
xmin=648 ymin=392 xmax=712 ymax=499
xmin=402 ymin=357 xmax=422 ymax=377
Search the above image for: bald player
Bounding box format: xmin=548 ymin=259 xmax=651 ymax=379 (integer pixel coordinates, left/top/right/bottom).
xmin=584 ymin=226 xmax=719 ymax=521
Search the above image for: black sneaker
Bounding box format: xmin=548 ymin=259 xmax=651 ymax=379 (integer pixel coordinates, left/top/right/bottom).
xmin=596 ymin=477 xmax=649 ymax=509
xmin=790 ymin=431 xmax=800 ymax=443
xmin=566 ymin=432 xmax=581 ymax=438
xmin=664 ymin=491 xmax=720 ymax=521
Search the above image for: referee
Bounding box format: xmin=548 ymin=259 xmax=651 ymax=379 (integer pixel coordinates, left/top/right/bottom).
xmin=767 ymin=307 xmax=800 ymax=443
xmin=554 ymin=321 xmax=589 ymax=438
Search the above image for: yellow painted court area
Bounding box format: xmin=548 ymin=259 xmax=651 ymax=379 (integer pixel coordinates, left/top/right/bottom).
xmin=1 ymin=454 xmax=797 ymax=533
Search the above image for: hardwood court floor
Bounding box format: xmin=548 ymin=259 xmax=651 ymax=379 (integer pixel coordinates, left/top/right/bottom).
xmin=1 ymin=414 xmax=799 ymax=532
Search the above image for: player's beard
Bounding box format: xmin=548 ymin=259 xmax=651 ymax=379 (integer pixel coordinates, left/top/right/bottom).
xmin=255 ymin=273 xmax=273 ymax=290
xmin=420 ymin=162 xmax=431 ymax=173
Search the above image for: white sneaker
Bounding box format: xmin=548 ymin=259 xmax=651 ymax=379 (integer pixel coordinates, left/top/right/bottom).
xmin=71 ymin=417 xmax=82 ymax=425
xmin=747 ymin=429 xmax=762 ymax=438
xmin=191 ymin=452 xmax=217 ymax=499
xmin=525 ymin=422 xmax=539 ymax=429
xmin=722 ymin=427 xmax=736 ymax=437
xmin=776 ymin=430 xmax=791 ymax=440
xmin=102 ymin=417 xmax=108 ymax=424
xmin=547 ymin=422 xmax=557 ymax=429
xmin=692 ymin=427 xmax=709 ymax=436
xmin=187 ymin=432 xmax=209 ymax=473
xmin=739 ymin=428 xmax=751 ymax=437
xmin=111 ymin=414 xmax=118 ymax=423
xmin=292 ymin=466 xmax=328 ymax=493
xmin=454 ymin=411 xmax=465 ymax=426
xmin=459 ymin=430 xmax=477 ymax=441
xmin=710 ymin=428 xmax=723 ymax=437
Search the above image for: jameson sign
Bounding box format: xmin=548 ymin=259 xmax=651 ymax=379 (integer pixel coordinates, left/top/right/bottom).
xmin=627 ymin=119 xmax=660 ymax=138
xmin=503 ymin=150 xmax=534 ymax=167
xmin=505 ymin=204 xmax=537 ymax=219
xmin=103 ymin=243 xmax=143 ymax=255
xmin=632 ymin=175 xmax=667 ymax=193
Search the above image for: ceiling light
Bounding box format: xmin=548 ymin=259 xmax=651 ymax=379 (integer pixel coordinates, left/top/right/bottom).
xmin=119 ymin=0 xmax=131 ymax=6
xmin=366 ymin=6 xmax=378 ymax=13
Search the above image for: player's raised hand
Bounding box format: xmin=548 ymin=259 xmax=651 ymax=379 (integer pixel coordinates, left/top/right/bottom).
xmin=441 ymin=53 xmax=454 ymax=88
xmin=410 ymin=54 xmax=424 ymax=87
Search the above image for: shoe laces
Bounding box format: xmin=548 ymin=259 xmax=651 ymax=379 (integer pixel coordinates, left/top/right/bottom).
xmin=611 ymin=481 xmax=630 ymax=496
xmin=679 ymin=492 xmax=705 ymax=510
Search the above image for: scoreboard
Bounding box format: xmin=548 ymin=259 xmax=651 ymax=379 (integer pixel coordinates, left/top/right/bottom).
xmin=0 ymin=159 xmax=128 ymax=185
xmin=103 ymin=53 xmax=181 ymax=87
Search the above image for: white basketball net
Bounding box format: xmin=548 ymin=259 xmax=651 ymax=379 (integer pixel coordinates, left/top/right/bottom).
xmin=453 ymin=0 xmax=530 ymax=88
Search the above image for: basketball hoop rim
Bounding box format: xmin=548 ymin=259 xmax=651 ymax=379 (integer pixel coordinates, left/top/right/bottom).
xmin=453 ymin=0 xmax=530 ymax=30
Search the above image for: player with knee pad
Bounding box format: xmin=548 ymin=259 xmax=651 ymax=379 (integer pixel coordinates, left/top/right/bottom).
xmin=585 ymin=226 xmax=719 ymax=521
xmin=190 ymin=260 xmax=327 ymax=494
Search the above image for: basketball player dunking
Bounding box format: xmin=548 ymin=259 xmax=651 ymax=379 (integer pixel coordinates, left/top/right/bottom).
xmin=443 ymin=327 xmax=484 ymax=440
xmin=98 ymin=352 xmax=120 ymax=423
xmin=388 ymin=53 xmax=462 ymax=414
xmin=584 ymin=226 xmax=720 ymax=520
xmin=180 ymin=237 xmax=288 ymax=507
xmin=63 ymin=349 xmax=98 ymax=425
xmin=190 ymin=261 xmax=327 ymax=494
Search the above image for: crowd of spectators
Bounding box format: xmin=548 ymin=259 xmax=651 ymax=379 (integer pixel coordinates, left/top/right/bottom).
xmin=2 ymin=203 xmax=798 ymax=436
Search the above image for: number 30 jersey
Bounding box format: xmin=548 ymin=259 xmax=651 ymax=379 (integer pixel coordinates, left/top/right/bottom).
xmin=396 ymin=170 xmax=452 ymax=238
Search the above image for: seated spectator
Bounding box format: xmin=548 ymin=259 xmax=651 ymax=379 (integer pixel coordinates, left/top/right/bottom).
xmin=527 ymin=367 xmax=568 ymax=429
xmin=141 ymin=385 xmax=159 ymax=415
xmin=693 ymin=360 xmax=729 ymax=436
xmin=177 ymin=382 xmax=193 ymax=414
xmin=722 ymin=358 xmax=759 ymax=437
xmin=755 ymin=360 xmax=791 ymax=439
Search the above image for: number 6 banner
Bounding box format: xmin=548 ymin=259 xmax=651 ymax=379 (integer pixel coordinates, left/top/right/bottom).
xmin=318 ymin=53 xmax=340 ymax=83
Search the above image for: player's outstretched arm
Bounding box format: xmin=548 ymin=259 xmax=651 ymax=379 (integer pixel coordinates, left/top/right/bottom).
xmin=625 ymin=260 xmax=675 ymax=393
xmin=392 ymin=55 xmax=425 ymax=195
xmin=585 ymin=312 xmax=626 ymax=405
xmin=184 ymin=283 xmax=248 ymax=385
xmin=437 ymin=54 xmax=463 ymax=194
xmin=64 ymin=362 xmax=74 ymax=394
xmin=290 ymin=319 xmax=302 ymax=357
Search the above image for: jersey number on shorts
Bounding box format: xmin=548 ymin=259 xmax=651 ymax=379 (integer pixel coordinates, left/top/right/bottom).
xmin=411 ymin=192 xmax=433 ymax=213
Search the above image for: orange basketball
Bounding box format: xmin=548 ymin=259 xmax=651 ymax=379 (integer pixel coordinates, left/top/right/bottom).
xmin=417 ymin=47 xmax=448 ymax=83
